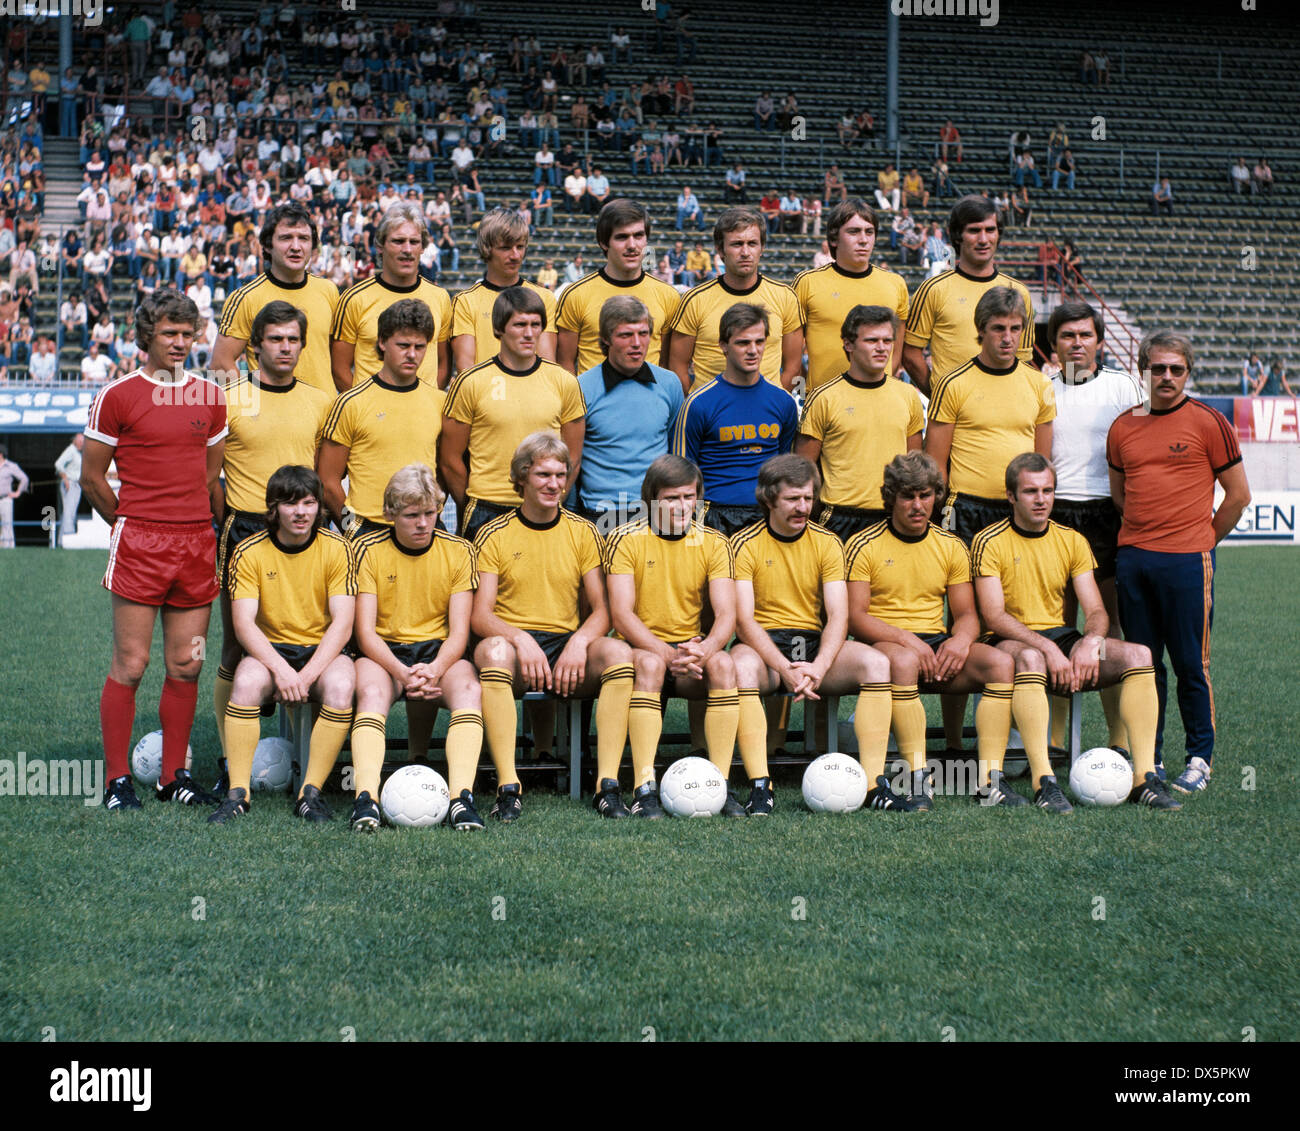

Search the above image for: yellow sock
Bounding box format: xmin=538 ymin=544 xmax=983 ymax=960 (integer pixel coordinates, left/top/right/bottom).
xmin=350 ymin=711 xmax=386 ymax=798
xmin=526 ymin=699 xmax=555 ymax=757
xmin=976 ymin=683 xmax=1013 ymax=784
xmin=446 ymin=710 xmax=484 ymax=795
xmin=301 ymin=706 xmax=352 ymax=794
xmin=855 ymin=683 xmax=893 ymax=781
xmin=213 ymin=666 xmax=234 ymax=756
xmin=687 ymin=698 xmax=707 ymax=752
xmin=629 ymin=693 xmax=664 ymax=787
xmin=1049 ymin=693 xmax=1069 ymax=749
xmin=595 ymin=664 xmax=634 ymax=784
xmin=765 ymin=697 xmax=790 ymax=758
xmin=889 ymin=684 xmax=927 ymax=777
xmin=405 ymin=700 xmax=437 ymax=760
xmin=1118 ymin=667 xmax=1158 ymax=785
xmin=223 ymin=704 xmax=260 ymax=795
xmin=1012 ymin=672 xmax=1052 ymax=784
xmin=737 ymin=689 xmax=769 ymax=780
xmin=940 ymin=693 xmax=967 ymax=749
xmin=1100 ymin=684 xmax=1127 ymax=749
xmin=480 ymin=668 xmax=520 ymax=787
xmin=703 ymin=688 xmax=739 ymax=778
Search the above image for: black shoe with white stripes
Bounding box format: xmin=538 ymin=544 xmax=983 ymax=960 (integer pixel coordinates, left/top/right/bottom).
xmin=593 ymin=778 xmax=631 ymax=818
xmin=629 ymin=782 xmax=665 ymax=819
xmin=448 ymin=789 xmax=486 ymax=830
xmin=1128 ymin=771 xmax=1182 ymax=810
xmin=103 ymin=774 xmax=142 ymax=811
xmin=1034 ymin=774 xmax=1074 ymax=814
xmin=156 ymin=768 xmax=219 ymax=806
xmin=349 ymin=791 xmax=381 ymax=832
xmin=976 ymin=769 xmax=1030 ymax=807
xmin=294 ymin=783 xmax=334 ymax=823
xmin=866 ymin=775 xmax=916 ymax=811
xmin=208 ymin=787 xmax=250 ymax=825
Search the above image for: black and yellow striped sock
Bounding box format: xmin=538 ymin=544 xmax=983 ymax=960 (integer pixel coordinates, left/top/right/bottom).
xmin=595 ymin=664 xmax=634 ymax=784
xmin=737 ymin=689 xmax=769 ymax=780
xmin=855 ymin=682 xmax=893 ymax=781
xmin=223 ymin=703 xmax=260 ymax=795
xmin=629 ymin=693 xmax=664 ymax=788
xmin=976 ymin=683 xmax=1013 ymax=785
xmin=446 ymin=710 xmax=484 ymax=796
xmin=890 ymin=684 xmax=927 ymax=777
xmin=1118 ymin=666 xmax=1158 ymax=785
xmin=350 ymin=711 xmax=387 ymax=798
xmin=1012 ymin=672 xmax=1052 ymax=784
xmin=302 ymin=706 xmax=352 ymax=794
xmin=212 ymin=665 xmax=235 ymax=756
xmin=703 ymin=687 xmax=739 ymax=779
xmin=480 ymin=668 xmax=520 ymax=788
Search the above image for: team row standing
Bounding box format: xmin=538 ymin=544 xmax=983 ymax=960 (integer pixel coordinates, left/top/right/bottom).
xmin=83 ymin=190 xmax=1247 ymax=816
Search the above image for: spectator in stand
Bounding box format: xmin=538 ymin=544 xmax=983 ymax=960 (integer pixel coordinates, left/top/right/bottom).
xmin=80 ymin=340 xmax=117 ymax=384
xmin=537 ymin=258 xmax=559 ymax=291
xmin=675 ymin=75 xmax=696 ymax=116
xmin=889 ymin=207 xmax=915 ymax=254
xmin=675 ymin=184 xmax=705 ymax=231
xmin=778 ymin=92 xmax=799 ymax=131
xmin=685 ymin=240 xmax=714 ymax=285
xmin=59 ymin=290 xmax=89 ymax=352
xmin=611 ymin=27 xmax=631 ymax=65
xmin=811 ymin=239 xmax=833 ymax=269
xmin=939 ymin=119 xmax=963 ymax=163
xmin=435 ymin=224 xmax=459 ymax=274
xmin=1151 ymin=177 xmax=1173 ymax=216
xmin=1261 ymin=358 xmax=1294 ymax=396
xmin=779 ymin=189 xmax=804 ymax=235
xmin=1252 ymin=158 xmax=1274 ymax=195
xmin=564 ymin=251 xmax=587 ymax=286
xmin=1059 ymin=238 xmax=1082 ymax=288
xmin=529 ymin=182 xmax=553 ymax=230
xmin=823 ymin=164 xmax=848 ymax=205
xmin=30 ymin=335 xmax=58 ymax=382
xmin=1079 ymin=50 xmax=1097 ymax=85
xmin=1046 ymin=123 xmax=1070 ymax=170
xmin=1052 ymin=149 xmax=1077 ymax=192
xmin=875 ymin=162 xmax=901 ymax=211
xmin=932 ymin=157 xmax=957 ymax=199
xmin=1094 ymin=48 xmax=1110 ymax=87
xmin=1010 ymin=185 xmax=1034 ymax=228
xmin=564 ymin=166 xmax=589 ymax=214
xmin=754 ymin=91 xmax=775 ymax=132
xmin=585 ymin=166 xmax=611 ymax=213
xmin=629 ymin=139 xmax=651 ymax=176
xmin=534 ymin=142 xmax=557 ymax=186
xmin=725 ymin=161 xmax=747 ymax=203
xmin=667 ymin=239 xmax=689 ymax=287
xmin=902 ymin=166 xmax=929 ymax=209
xmin=759 ymin=189 xmax=781 ymax=236
xmin=1240 ymin=352 xmax=1265 ymax=396
xmin=924 ymin=223 xmax=954 ymax=276
xmin=1228 ymin=156 xmax=1252 ymax=196
xmin=837 ymin=110 xmax=861 ymax=149
xmin=1013 ymin=151 xmax=1042 ymax=189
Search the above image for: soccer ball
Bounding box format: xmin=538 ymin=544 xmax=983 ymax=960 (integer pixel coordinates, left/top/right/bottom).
xmin=130 ymin=730 xmax=192 ymax=786
xmin=251 ymin=737 xmax=294 ymax=793
xmin=802 ymin=752 xmax=869 ymax=813
xmin=659 ymin=756 xmax=727 ymax=818
xmin=1068 ymin=747 xmax=1134 ymax=807
xmin=380 ymin=765 xmax=451 ymax=828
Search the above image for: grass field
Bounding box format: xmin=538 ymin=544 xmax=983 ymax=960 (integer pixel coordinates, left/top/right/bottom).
xmin=2 ymin=548 xmax=1297 ymax=1042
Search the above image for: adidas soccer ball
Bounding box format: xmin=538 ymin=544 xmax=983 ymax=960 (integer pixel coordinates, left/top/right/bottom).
xmin=130 ymin=730 xmax=192 ymax=786
xmin=1068 ymin=747 xmax=1133 ymax=807
xmin=659 ymin=756 xmax=727 ymax=818
xmin=251 ymin=737 xmax=294 ymax=793
xmin=802 ymin=752 xmax=869 ymax=813
xmin=380 ymin=765 xmax=451 ymax=828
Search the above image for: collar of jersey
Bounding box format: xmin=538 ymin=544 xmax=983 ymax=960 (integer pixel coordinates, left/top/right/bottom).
xmin=651 ymin=521 xmax=691 ymax=542
xmin=719 ymin=275 xmax=762 ymax=296
xmin=843 ymin=371 xmax=887 ymax=389
xmin=766 ymin=520 xmax=806 ymax=544
xmin=1148 ymin=395 xmax=1189 ymax=416
xmin=832 ymin=262 xmax=873 ymax=280
xmin=517 ymin=507 xmax=561 ymax=530
xmin=479 ymin=274 xmax=524 ymax=292
xmin=494 ymin=354 xmax=541 ymax=377
xmin=375 ymin=274 xmax=422 ymax=294
xmin=955 ymin=265 xmax=998 ymax=283
xmin=887 ymin=518 xmax=929 ymax=544
xmin=1009 ymin=518 xmax=1049 ymax=539
xmin=134 ymin=367 xmax=194 ymax=389
xmin=271 ymin=527 xmax=318 ymax=554
xmin=598 ymin=267 xmax=645 ymax=289
xmin=265 ymin=268 xmax=307 ymax=290
xmin=602 ymin=359 xmax=654 ymax=388
xmin=250 ymin=375 xmax=296 ymax=393
xmin=973 ymin=357 xmax=1018 ymax=376
xmin=394 ymin=530 xmax=434 ymax=556
xmin=371 ymin=373 xmax=421 ymax=391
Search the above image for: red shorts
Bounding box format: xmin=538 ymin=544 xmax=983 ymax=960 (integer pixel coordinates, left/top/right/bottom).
xmin=103 ymin=518 xmax=219 ymax=608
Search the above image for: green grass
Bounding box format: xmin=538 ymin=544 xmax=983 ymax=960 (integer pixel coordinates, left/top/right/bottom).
xmin=1 ymin=549 xmax=1297 ymax=1041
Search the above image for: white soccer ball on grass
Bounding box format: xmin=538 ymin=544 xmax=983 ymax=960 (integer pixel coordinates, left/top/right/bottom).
xmin=381 ymin=764 xmax=451 ymax=827
xmin=1068 ymin=747 xmax=1133 ymax=807
xmin=659 ymin=756 xmax=727 ymax=818
xmin=801 ymin=752 xmax=869 ymax=813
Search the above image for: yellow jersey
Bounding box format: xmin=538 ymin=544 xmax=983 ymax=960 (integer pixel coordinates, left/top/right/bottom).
xmin=970 ymin=518 xmax=1096 ymax=631
xmin=732 ymin=520 xmax=844 ymax=633
xmin=330 ymin=275 xmax=453 ymax=387
xmin=353 ymin=526 xmax=477 ymax=643
xmin=449 ymin=277 xmax=558 ymax=367
xmin=221 ymin=377 xmax=333 ymax=515
xmin=555 ymin=269 xmax=682 ymax=374
xmin=845 ymin=520 xmax=969 ymax=635
xmin=904 ymin=267 xmax=1034 ymax=383
xmin=793 ymin=262 xmax=910 ymax=393
xmin=228 ymin=528 xmax=355 ymax=646
xmin=216 ymin=271 xmax=341 ymax=394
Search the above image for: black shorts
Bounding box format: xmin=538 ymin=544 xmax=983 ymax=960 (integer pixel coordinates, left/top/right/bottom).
xmin=918 ymin=631 xmax=951 ymax=650
xmin=943 ymin=492 xmax=1012 ymax=546
xmin=982 ymin=624 xmax=1083 ymax=655
xmin=459 ymin=497 xmax=515 ymax=542
xmin=528 ymin=629 xmax=573 ymax=668
xmin=385 ymin=638 xmax=443 ymax=699
xmin=1051 ymin=497 xmax=1121 ymax=581
xmin=701 ymin=501 xmax=763 ymax=538
xmin=767 ymin=629 xmax=822 ymax=664
xmin=218 ymin=510 xmax=265 ymax=588
xmin=817 ymin=504 xmax=887 ymax=543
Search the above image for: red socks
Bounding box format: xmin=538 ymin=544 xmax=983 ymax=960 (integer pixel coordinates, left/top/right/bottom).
xmin=158 ymin=677 xmax=199 ymax=781
xmin=100 ymin=676 xmax=137 ymax=781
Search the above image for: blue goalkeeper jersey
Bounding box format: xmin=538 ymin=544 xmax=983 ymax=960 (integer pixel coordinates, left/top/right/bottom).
xmin=672 ymin=374 xmax=799 ymax=505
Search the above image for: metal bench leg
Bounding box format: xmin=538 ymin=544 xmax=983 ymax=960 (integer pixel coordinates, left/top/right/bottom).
xmin=1069 ymin=691 xmax=1083 ymax=766
xmin=283 ymin=703 xmax=312 ymax=796
xmin=568 ymin=698 xmax=583 ymax=799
